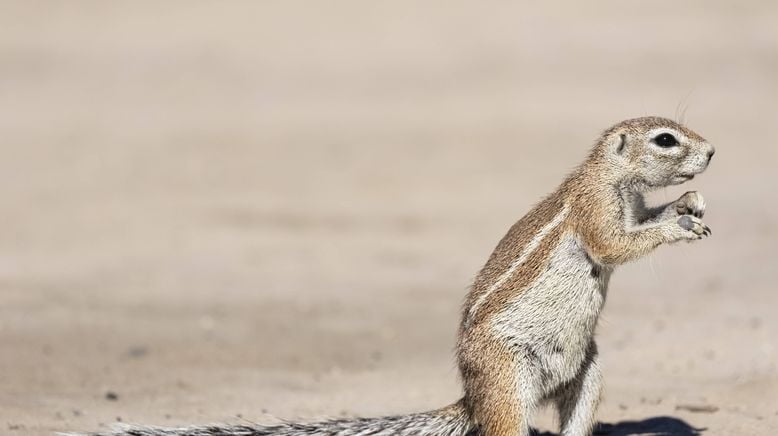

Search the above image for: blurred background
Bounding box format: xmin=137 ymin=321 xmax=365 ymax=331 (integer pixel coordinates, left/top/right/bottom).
xmin=1 ymin=2 xmax=777 ymax=435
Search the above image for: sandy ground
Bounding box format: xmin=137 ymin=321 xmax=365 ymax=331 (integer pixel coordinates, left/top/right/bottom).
xmin=1 ymin=2 xmax=777 ymax=435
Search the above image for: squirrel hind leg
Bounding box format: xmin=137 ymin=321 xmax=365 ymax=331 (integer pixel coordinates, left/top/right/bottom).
xmin=460 ymin=339 xmax=543 ymax=436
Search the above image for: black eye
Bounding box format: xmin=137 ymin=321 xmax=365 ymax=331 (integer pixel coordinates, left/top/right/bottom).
xmin=654 ymin=133 xmax=678 ymax=147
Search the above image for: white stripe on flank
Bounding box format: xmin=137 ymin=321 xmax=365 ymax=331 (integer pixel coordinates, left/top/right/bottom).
xmin=467 ymin=204 xmax=570 ymax=324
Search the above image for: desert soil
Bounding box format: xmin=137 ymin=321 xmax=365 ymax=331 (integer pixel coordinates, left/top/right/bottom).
xmin=1 ymin=2 xmax=777 ymax=435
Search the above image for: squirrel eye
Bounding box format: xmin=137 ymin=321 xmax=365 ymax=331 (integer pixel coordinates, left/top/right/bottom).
xmin=653 ymin=133 xmax=678 ymax=147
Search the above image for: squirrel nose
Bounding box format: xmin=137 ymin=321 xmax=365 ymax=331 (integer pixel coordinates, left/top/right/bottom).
xmin=706 ymin=146 xmax=715 ymax=161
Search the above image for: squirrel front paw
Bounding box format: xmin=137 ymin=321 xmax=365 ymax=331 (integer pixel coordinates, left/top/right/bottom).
xmin=674 ymin=191 xmax=706 ymax=218
xmin=676 ymin=215 xmax=712 ymax=240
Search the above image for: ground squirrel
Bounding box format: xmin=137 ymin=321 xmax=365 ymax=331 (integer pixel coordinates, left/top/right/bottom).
xmin=73 ymin=116 xmax=715 ymax=436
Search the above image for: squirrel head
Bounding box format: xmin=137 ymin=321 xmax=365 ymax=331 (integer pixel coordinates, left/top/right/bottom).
xmin=594 ymin=117 xmax=715 ymax=192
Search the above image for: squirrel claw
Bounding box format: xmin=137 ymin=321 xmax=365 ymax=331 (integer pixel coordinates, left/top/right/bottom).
xmin=677 ymin=215 xmax=711 ymax=239
xmin=675 ymin=191 xmax=706 ymax=218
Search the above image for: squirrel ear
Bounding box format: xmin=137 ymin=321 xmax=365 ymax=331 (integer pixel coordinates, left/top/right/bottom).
xmin=614 ymin=134 xmax=627 ymax=155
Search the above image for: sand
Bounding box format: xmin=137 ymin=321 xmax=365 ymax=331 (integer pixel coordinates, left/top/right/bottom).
xmin=1 ymin=2 xmax=777 ymax=435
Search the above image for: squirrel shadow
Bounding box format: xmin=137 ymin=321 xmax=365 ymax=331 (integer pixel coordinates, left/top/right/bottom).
xmin=527 ymin=416 xmax=704 ymax=436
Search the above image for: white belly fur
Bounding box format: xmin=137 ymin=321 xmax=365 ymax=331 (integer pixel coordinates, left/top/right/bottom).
xmin=491 ymin=234 xmax=611 ymax=395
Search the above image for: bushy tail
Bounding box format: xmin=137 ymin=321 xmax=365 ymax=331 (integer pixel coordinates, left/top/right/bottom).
xmin=65 ymin=400 xmax=474 ymax=436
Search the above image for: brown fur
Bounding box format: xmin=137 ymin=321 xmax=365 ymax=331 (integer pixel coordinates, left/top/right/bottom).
xmin=463 ymin=193 xmax=566 ymax=328
xmin=460 ymin=333 xmax=525 ymax=435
